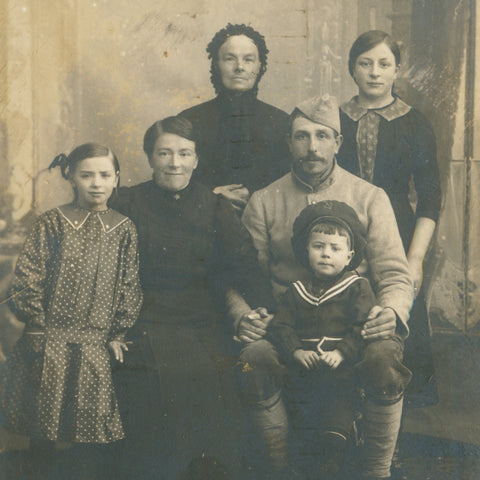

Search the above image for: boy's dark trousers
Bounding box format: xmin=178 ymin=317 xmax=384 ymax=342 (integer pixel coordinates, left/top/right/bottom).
xmin=284 ymin=363 xmax=356 ymax=476
xmin=238 ymin=336 xmax=412 ymax=478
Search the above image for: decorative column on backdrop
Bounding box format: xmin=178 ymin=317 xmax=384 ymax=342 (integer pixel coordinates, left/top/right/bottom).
xmin=305 ymin=0 xmax=357 ymax=99
xmin=0 ymin=0 xmax=79 ymax=361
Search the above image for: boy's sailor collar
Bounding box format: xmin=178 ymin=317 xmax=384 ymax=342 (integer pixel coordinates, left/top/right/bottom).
xmin=341 ymin=96 xmax=411 ymax=122
xmin=293 ymin=271 xmax=363 ymax=307
xmin=57 ymin=203 xmax=128 ymax=233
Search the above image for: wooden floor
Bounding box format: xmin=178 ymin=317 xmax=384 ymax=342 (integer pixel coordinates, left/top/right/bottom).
xmin=395 ymin=333 xmax=480 ymax=479
xmin=392 ymin=434 xmax=480 ymax=480
xmin=1 ymin=436 xmax=480 ymax=480
xmin=1 ymin=334 xmax=479 ymax=479
xmin=403 ymin=335 xmax=480 ymax=445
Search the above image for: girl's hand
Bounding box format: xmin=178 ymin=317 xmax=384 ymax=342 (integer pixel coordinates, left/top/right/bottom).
xmin=408 ymin=257 xmax=423 ymax=298
xmin=109 ymin=340 xmax=129 ymax=363
xmin=320 ymin=349 xmax=344 ymax=370
xmin=407 ymin=216 xmax=436 ymax=299
xmin=293 ymin=349 xmax=321 ymax=370
xmin=24 ymin=332 xmax=46 ymax=354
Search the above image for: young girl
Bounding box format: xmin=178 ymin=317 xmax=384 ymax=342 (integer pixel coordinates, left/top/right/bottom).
xmin=0 ymin=143 xmax=143 ymax=478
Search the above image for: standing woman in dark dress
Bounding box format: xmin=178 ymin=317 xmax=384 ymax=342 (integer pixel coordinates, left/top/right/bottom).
xmin=180 ymin=24 xmax=290 ymax=211
xmin=337 ymin=30 xmax=441 ymax=406
xmin=111 ymin=116 xmax=275 ymax=480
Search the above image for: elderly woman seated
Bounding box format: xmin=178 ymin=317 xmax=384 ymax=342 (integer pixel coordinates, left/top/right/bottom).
xmin=111 ymin=116 xmax=274 ymax=480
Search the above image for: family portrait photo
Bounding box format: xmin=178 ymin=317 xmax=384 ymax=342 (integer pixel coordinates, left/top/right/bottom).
xmin=0 ymin=0 xmax=479 ymax=479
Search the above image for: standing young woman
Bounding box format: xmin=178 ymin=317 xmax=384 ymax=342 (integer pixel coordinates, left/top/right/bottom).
xmin=337 ymin=30 xmax=441 ymax=409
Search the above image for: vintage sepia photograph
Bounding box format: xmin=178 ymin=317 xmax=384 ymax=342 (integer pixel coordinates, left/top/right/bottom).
xmin=0 ymin=0 xmax=479 ymax=478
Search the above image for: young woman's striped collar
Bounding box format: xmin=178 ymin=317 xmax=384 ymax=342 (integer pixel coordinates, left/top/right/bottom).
xmin=292 ymin=272 xmax=363 ymax=306
xmin=341 ymin=96 xmax=411 ymax=122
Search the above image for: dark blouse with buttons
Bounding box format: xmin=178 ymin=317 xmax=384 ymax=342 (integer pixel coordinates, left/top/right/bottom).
xmin=337 ymin=97 xmax=441 ymax=249
xmin=110 ymin=181 xmax=274 ymax=475
xmin=112 ymin=180 xmax=274 ymax=326
xmin=180 ymin=90 xmax=290 ymax=193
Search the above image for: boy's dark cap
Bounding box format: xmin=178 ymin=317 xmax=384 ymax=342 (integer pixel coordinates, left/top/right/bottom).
xmin=291 ymin=200 xmax=367 ymax=270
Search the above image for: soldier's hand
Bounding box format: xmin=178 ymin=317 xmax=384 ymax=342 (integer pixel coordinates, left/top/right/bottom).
xmin=238 ymin=307 xmax=273 ymax=343
xmin=362 ymin=306 xmax=396 ymax=340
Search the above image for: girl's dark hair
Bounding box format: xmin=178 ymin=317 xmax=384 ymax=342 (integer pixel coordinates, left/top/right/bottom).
xmin=348 ymin=30 xmax=401 ymax=77
xmin=50 ymin=142 xmax=119 ymax=180
xmin=143 ymin=116 xmax=195 ymax=156
xmin=207 ymin=23 xmax=269 ymax=95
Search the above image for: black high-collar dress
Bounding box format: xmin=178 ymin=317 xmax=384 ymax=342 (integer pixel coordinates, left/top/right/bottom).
xmin=180 ymin=89 xmax=290 ymax=193
xmin=111 ymin=180 xmax=274 ymax=479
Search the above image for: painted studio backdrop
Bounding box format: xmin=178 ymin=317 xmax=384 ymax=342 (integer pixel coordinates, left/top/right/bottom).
xmin=1 ymin=0 xmax=479 ymax=453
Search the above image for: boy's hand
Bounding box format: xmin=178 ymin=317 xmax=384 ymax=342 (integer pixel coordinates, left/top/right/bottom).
xmin=320 ymin=349 xmax=344 ymax=370
xmin=293 ymin=349 xmax=321 ymax=370
xmin=109 ymin=340 xmax=129 ymax=363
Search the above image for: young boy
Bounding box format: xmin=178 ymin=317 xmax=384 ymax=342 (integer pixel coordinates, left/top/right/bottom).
xmin=267 ymin=200 xmax=376 ymax=479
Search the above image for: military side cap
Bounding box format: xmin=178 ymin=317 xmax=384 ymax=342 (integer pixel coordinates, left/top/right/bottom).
xmin=291 ymin=200 xmax=366 ymax=270
xmin=292 ymin=94 xmax=340 ymax=135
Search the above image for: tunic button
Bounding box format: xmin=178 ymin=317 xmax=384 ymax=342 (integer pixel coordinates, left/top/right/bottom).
xmin=106 ymin=225 xmax=109 ymax=228
xmin=74 ymin=221 xmax=78 ymax=225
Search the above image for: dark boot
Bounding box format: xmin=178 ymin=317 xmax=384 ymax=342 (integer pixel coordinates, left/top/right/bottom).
xmin=317 ymin=432 xmax=348 ymax=480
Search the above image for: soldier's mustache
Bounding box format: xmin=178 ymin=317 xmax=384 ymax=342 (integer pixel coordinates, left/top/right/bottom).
xmin=300 ymin=154 xmax=325 ymax=162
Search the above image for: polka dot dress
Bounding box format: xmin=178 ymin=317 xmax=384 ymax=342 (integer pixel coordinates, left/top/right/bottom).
xmin=0 ymin=204 xmax=142 ymax=443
